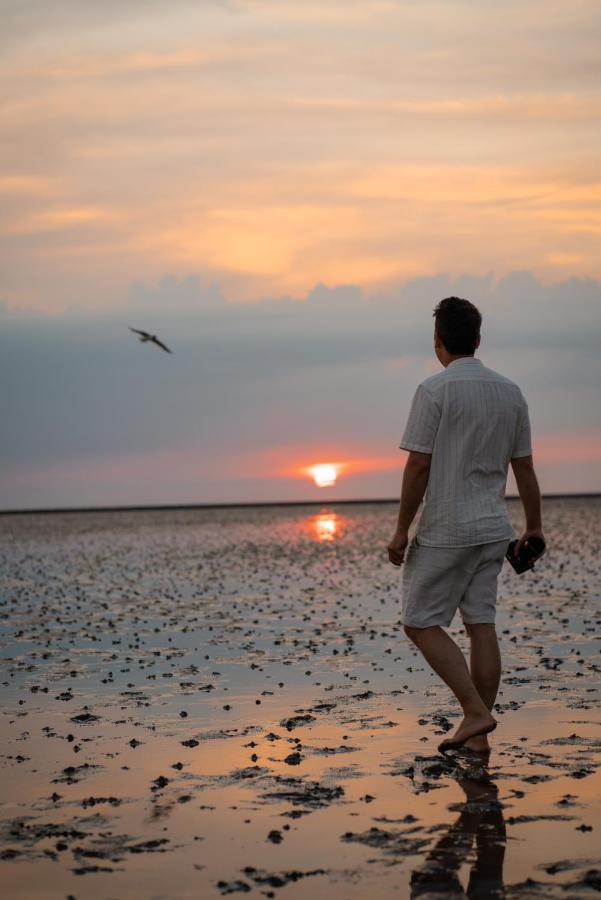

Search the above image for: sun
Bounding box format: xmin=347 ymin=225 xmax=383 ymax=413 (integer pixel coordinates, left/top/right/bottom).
xmin=299 ymin=461 xmax=346 ymax=488
xmin=309 ymin=463 xmax=339 ymax=487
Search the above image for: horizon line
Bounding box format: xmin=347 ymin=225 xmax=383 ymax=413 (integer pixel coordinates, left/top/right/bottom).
xmin=1 ymin=491 xmax=599 ymax=517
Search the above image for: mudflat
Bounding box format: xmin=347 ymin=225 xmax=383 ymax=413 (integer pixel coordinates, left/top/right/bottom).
xmin=0 ymin=497 xmax=599 ymax=898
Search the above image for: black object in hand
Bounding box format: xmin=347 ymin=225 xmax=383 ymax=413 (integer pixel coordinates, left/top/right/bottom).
xmin=506 ymin=537 xmax=546 ymax=574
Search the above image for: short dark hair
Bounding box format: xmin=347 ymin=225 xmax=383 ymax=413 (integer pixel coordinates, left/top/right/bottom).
xmin=432 ymin=296 xmax=482 ymax=355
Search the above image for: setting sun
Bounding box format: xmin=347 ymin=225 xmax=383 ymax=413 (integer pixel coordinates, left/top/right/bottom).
xmin=309 ymin=463 xmax=340 ymax=487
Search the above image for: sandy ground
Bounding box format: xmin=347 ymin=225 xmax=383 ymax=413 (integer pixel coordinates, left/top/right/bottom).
xmin=0 ymin=497 xmax=599 ymax=899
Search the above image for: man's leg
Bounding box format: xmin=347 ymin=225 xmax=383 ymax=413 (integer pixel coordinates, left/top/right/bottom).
xmin=457 ymin=541 xmax=508 ymax=751
xmin=463 ymin=623 xmax=501 ymax=752
xmin=404 ymin=624 xmax=496 ymax=745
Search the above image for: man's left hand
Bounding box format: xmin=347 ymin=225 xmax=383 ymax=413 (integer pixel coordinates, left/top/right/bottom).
xmin=388 ymin=530 xmax=409 ymax=567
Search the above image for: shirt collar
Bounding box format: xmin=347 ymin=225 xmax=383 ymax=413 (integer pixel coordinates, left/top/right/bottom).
xmin=446 ymin=356 xmax=483 ymax=369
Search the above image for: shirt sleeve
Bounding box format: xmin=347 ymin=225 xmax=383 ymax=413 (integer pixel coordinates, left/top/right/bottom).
xmin=511 ymin=398 xmax=532 ymax=458
xmin=399 ymin=384 xmax=441 ymax=454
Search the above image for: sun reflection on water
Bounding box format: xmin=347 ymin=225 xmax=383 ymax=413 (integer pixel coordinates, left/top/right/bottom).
xmin=309 ymin=510 xmax=342 ymax=542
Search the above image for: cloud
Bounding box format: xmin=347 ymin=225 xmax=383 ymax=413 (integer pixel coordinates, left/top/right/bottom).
xmin=2 ymin=0 xmax=600 ymax=311
xmin=1 ymin=1 xmax=600 ymax=506
xmin=1 ymin=269 xmax=600 ymax=508
xmin=0 ymin=175 xmax=55 ymax=195
xmin=128 ymin=273 xmax=226 ymax=311
xmin=2 ymin=205 xmax=120 ymax=237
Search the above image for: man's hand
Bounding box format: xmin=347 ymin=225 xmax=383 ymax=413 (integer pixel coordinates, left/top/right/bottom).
xmin=514 ymin=528 xmax=546 ymax=561
xmin=388 ymin=530 xmax=409 ymax=567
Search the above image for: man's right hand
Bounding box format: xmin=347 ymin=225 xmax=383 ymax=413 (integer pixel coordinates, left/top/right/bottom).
xmin=388 ymin=529 xmax=410 ymax=567
xmin=514 ymin=528 xmax=546 ymax=561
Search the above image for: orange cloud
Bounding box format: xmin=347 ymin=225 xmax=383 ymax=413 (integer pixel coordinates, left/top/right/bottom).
xmin=291 ymin=93 xmax=601 ymax=122
xmin=533 ymin=431 xmax=601 ymax=463
xmin=2 ymin=0 xmax=600 ymax=310
xmin=0 ymin=175 xmax=55 ymax=195
xmin=3 ymin=206 xmax=121 ymax=236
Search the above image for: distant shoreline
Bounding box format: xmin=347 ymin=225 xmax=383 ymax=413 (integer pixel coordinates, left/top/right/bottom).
xmin=1 ymin=492 xmax=599 ymax=517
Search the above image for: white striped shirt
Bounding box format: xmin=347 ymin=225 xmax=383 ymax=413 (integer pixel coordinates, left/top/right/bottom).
xmin=399 ymin=356 xmax=532 ymax=546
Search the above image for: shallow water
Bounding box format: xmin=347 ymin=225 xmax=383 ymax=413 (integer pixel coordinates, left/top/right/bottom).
xmin=0 ymin=497 xmax=600 ymax=898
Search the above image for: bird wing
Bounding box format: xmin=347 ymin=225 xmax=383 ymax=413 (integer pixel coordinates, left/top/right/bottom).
xmin=152 ymin=336 xmax=172 ymax=353
xmin=129 ymin=326 xmax=150 ymax=337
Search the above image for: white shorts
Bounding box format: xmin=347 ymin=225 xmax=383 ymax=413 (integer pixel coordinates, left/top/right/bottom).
xmin=401 ymin=535 xmax=510 ymax=629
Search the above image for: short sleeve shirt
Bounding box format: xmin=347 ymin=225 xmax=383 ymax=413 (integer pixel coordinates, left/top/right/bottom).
xmin=399 ymin=356 xmax=532 ymax=547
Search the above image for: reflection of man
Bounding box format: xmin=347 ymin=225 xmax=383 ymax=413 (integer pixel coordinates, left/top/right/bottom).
xmin=388 ymin=297 xmax=545 ymax=752
xmin=410 ymin=776 xmax=506 ymax=898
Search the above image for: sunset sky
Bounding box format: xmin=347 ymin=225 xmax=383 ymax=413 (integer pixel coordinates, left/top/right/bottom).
xmin=1 ymin=0 xmax=600 ymax=509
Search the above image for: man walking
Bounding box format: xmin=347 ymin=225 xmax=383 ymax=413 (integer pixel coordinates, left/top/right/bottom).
xmin=388 ymin=296 xmax=545 ymax=753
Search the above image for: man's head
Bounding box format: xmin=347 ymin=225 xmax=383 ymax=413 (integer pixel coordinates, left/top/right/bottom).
xmin=432 ymin=296 xmax=482 ymax=365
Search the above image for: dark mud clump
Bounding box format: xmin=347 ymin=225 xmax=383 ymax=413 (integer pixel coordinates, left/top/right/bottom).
xmin=261 ymin=776 xmax=345 ymax=809
xmin=342 ymin=825 xmax=430 ymax=856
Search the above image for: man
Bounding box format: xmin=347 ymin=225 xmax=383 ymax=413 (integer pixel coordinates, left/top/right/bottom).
xmin=388 ymin=296 xmax=545 ymax=754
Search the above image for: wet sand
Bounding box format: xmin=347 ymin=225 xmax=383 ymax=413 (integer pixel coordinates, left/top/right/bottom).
xmin=0 ymin=497 xmax=599 ymax=899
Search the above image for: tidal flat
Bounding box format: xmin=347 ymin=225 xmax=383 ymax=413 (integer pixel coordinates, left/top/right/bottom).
xmin=0 ymin=497 xmax=599 ymax=899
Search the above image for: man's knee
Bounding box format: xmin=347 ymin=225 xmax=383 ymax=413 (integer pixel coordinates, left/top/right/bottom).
xmin=464 ymin=622 xmax=496 ymax=638
xmin=404 ymin=624 xmax=424 ymax=642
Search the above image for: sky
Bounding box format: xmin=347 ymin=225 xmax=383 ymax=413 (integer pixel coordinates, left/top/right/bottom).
xmin=1 ymin=0 xmax=600 ymax=509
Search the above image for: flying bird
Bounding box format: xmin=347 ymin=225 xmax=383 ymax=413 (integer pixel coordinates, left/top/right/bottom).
xmin=128 ymin=327 xmax=172 ymax=354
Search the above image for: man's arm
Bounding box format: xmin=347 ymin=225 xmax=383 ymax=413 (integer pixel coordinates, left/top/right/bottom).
xmin=511 ymin=454 xmax=542 ymax=528
xmin=389 ymin=381 xmax=439 ymax=565
xmin=395 ymin=451 xmax=432 ymax=532
xmin=510 ymin=454 xmax=544 ymax=557
xmin=388 ymin=451 xmax=431 ymax=565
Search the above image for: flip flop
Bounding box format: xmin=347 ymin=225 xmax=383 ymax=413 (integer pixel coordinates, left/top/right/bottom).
xmin=438 ymin=720 xmax=497 ymax=754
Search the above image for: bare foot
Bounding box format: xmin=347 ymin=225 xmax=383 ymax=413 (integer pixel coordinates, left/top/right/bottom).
xmin=438 ymin=711 xmax=496 ymax=751
xmin=463 ymin=733 xmax=491 ymax=753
